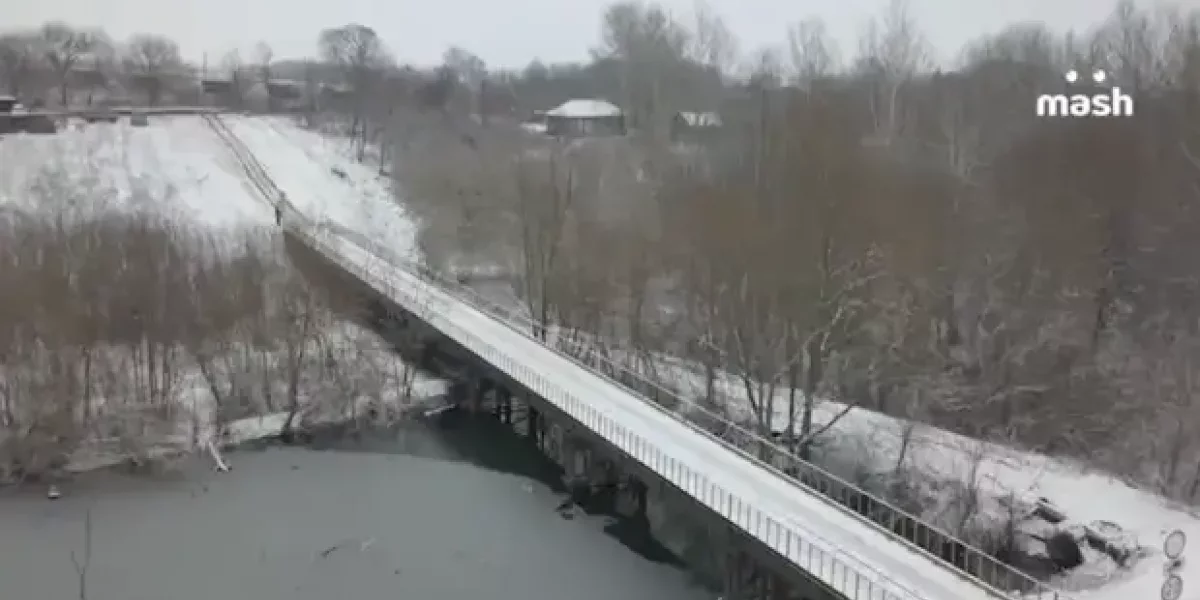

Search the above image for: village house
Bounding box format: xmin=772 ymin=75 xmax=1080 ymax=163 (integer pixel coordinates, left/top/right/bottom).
xmin=544 ymin=99 xmax=625 ymax=137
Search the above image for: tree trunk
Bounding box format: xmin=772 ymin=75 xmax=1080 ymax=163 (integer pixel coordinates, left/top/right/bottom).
xmin=785 ymin=361 xmax=799 ymax=452
xmin=798 ymin=339 xmax=824 ymax=461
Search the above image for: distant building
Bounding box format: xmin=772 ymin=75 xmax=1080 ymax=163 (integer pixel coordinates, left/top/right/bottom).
xmin=266 ymin=79 xmax=303 ymax=101
xmin=544 ymin=99 xmax=625 ymax=137
xmin=201 ymin=78 xmax=233 ymax=95
xmin=671 ymin=110 xmax=722 ymax=141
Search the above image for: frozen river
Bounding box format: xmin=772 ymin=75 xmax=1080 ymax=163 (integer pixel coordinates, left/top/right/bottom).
xmin=0 ymin=415 xmax=709 ymax=600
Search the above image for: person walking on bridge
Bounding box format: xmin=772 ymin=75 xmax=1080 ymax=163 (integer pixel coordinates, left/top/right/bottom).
xmin=274 ymin=193 xmax=285 ymax=225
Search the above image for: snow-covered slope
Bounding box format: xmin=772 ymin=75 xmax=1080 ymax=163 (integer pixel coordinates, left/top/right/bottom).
xmin=221 ymin=115 xmax=417 ymax=257
xmin=663 ymin=359 xmax=1199 ymax=600
xmin=0 ymin=116 xmax=438 ymax=473
xmin=0 ymin=117 xmax=275 ymax=227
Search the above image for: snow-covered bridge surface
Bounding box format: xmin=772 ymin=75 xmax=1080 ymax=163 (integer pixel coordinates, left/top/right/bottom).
xmin=210 ymin=114 xmax=1065 ymax=600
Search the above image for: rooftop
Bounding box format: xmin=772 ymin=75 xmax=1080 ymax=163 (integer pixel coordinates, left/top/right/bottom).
xmin=546 ymin=99 xmax=622 ymax=119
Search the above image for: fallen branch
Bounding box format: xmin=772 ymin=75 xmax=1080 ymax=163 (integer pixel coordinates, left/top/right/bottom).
xmin=206 ymin=439 xmax=231 ymax=472
xmin=69 ymin=509 xmax=92 ymax=600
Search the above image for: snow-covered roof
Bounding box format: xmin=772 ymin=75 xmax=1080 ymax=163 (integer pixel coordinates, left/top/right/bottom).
xmin=677 ymin=111 xmax=722 ymax=127
xmin=545 ymin=99 xmax=622 ymax=119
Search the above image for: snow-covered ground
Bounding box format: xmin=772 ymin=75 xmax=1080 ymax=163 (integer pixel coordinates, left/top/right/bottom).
xmin=0 ymin=115 xmax=442 ymax=475
xmin=221 ymin=115 xmax=418 ymax=259
xmin=0 ymin=117 xmax=276 ymax=228
xmin=656 ymin=356 xmax=1198 ymax=600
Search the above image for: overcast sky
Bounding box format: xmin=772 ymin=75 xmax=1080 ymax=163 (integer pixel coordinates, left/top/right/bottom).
xmin=5 ymin=0 xmax=1192 ymax=69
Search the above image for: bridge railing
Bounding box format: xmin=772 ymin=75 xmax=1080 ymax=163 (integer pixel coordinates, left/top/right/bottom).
xmin=308 ymin=221 xmax=1067 ymax=600
xmin=205 ymin=113 xmax=1066 ymax=600
xmin=292 ymin=223 xmax=932 ymax=600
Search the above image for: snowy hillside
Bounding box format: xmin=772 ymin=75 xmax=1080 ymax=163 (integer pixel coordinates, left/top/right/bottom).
xmin=671 ymin=360 xmax=1198 ymax=600
xmin=0 ymin=115 xmax=439 ymax=475
xmin=221 ymin=115 xmax=418 ymax=259
xmin=0 ymin=117 xmax=275 ymax=228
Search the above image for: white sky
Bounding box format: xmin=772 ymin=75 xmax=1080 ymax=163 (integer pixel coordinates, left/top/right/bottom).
xmin=5 ymin=0 xmax=1194 ymax=69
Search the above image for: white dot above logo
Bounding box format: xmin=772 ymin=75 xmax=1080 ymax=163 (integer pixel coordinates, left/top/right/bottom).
xmin=1065 ymin=69 xmax=1108 ymax=84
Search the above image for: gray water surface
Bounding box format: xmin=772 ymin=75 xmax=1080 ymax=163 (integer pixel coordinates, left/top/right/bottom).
xmin=0 ymin=422 xmax=708 ymax=600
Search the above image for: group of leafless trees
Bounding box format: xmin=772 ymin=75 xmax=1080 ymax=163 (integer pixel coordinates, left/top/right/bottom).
xmin=0 ymin=22 xmax=193 ymax=106
xmin=384 ymin=0 xmax=1200 ymax=529
xmin=0 ymin=158 xmax=421 ymax=483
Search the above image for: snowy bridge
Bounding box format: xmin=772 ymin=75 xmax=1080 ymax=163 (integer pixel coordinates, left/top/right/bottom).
xmin=204 ymin=113 xmax=1070 ymax=600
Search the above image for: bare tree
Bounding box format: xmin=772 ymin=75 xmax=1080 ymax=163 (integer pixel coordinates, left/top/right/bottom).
xmin=69 ymin=510 xmax=92 ymax=600
xmin=252 ymin=42 xmax=275 ymax=111
xmin=254 ymin=41 xmax=274 ymax=85
xmin=855 ymin=0 xmax=931 ymax=145
xmin=442 ymin=46 xmax=486 ymax=92
xmin=744 ymin=45 xmax=785 ymax=90
xmin=0 ymin=30 xmax=42 ymax=97
xmin=595 ymin=1 xmax=693 ymax=137
xmin=318 ymin=23 xmax=392 ymax=155
xmin=787 ymin=17 xmax=839 ymax=87
xmin=514 ymin=151 xmax=576 ymax=341
xmin=441 ymin=46 xmax=488 ymax=120
xmin=301 ymin=59 xmax=320 ymax=126
xmin=277 ymin=272 xmax=325 ymax=439
xmin=123 ymin=33 xmax=183 ymax=105
xmin=688 ymin=1 xmax=738 ymax=74
xmin=221 ymin=49 xmax=248 ymax=109
xmin=40 ymin=22 xmax=98 ymax=106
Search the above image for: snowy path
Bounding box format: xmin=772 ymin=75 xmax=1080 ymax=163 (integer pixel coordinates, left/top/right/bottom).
xmin=221 ymin=115 xmax=416 ymax=256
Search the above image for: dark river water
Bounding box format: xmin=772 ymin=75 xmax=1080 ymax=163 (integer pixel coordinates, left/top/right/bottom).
xmin=0 ymin=413 xmax=710 ymax=600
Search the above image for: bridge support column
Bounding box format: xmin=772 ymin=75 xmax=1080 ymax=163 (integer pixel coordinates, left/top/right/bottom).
xmin=448 ymin=380 xmax=468 ymax=407
xmin=724 ymin=548 xmax=744 ymax=599
xmin=629 ymin=477 xmax=648 ymax=520
xmin=767 ymin=572 xmax=791 ymax=600
xmin=490 ymin=383 xmax=502 ymax=420
xmin=526 ymin=405 xmax=541 ymax=447
xmin=560 ymin=430 xmax=576 ymax=476
xmin=469 ymin=376 xmax=491 ymax=413
xmin=496 ymin=387 xmax=513 ymax=424
xmin=725 ymin=546 xmax=778 ymax=600
xmin=419 ymin=341 xmax=438 ymax=371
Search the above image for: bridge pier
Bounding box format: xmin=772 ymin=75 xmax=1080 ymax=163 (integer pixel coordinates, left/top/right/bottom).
xmin=724 ymin=546 xmax=800 ymax=600
xmin=470 ymin=376 xmax=490 ymax=413
xmin=492 ymin=386 xmax=513 ymax=424
xmin=526 ymin=404 xmax=541 ymax=446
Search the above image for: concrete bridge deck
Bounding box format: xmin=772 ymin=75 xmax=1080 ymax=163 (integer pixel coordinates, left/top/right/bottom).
xmin=204 ymin=112 xmax=1070 ymax=600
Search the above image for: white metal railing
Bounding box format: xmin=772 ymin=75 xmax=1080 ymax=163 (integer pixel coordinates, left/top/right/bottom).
xmin=206 ymin=114 xmax=1069 ymax=600
xmin=298 ymin=224 xmax=926 ymax=600
xmin=315 ymin=221 xmax=1065 ymax=600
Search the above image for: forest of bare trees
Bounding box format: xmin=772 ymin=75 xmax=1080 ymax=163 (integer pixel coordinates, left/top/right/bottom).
xmin=389 ymin=0 xmax=1200 ymax=519
xmin=0 ymin=22 xmax=191 ymax=106
xmin=0 ymin=162 xmax=423 ymax=484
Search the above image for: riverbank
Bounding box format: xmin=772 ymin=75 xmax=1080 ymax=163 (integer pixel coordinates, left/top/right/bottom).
xmin=0 ymin=413 xmax=708 ymax=600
